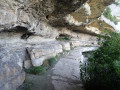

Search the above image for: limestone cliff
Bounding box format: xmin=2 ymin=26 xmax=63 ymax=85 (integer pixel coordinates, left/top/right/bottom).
xmin=0 ymin=0 xmax=114 ymax=36
xmin=0 ymin=0 xmax=116 ymax=90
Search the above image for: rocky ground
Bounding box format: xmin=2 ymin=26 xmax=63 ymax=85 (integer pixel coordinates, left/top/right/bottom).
xmin=0 ymin=34 xmax=98 ymax=90
xmin=0 ymin=0 xmax=118 ymax=90
xmin=18 ymin=46 xmax=98 ymax=90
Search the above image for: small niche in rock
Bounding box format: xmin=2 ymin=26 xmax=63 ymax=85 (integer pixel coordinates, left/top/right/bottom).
xmin=21 ymin=32 xmax=35 ymax=39
xmin=1 ymin=26 xmax=28 ymax=33
xmin=46 ymin=15 xmax=50 ymax=20
xmin=14 ymin=26 xmax=28 ymax=32
xmin=56 ymin=34 xmax=71 ymax=41
xmin=0 ymin=26 xmax=35 ymax=41
xmin=6 ymin=26 xmax=35 ymax=39
xmin=14 ymin=26 xmax=35 ymax=39
xmin=0 ymin=26 xmax=28 ymax=35
xmin=13 ymin=26 xmax=35 ymax=39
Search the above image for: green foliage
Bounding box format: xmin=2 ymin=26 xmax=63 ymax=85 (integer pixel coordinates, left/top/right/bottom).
xmin=43 ymin=55 xmax=59 ymax=69
xmin=97 ymin=33 xmax=110 ymax=46
xmin=71 ymin=46 xmax=75 ymax=50
xmin=56 ymin=36 xmax=71 ymax=41
xmin=80 ymin=32 xmax=120 ymax=90
xmin=25 ymin=55 xmax=59 ymax=74
xmin=48 ymin=57 xmax=57 ymax=66
xmin=25 ymin=66 xmax=46 ymax=75
xmin=103 ymin=7 xmax=118 ymax=25
xmin=112 ymin=16 xmax=118 ymax=25
xmin=115 ymin=0 xmax=120 ymax=5
xmin=63 ymin=50 xmax=70 ymax=53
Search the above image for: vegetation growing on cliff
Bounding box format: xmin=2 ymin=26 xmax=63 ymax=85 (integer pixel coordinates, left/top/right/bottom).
xmin=25 ymin=56 xmax=58 ymax=74
xmin=103 ymin=7 xmax=118 ymax=25
xmin=115 ymin=0 xmax=120 ymax=5
xmin=56 ymin=34 xmax=71 ymax=41
xmin=80 ymin=32 xmax=120 ymax=90
xmin=25 ymin=66 xmax=46 ymax=75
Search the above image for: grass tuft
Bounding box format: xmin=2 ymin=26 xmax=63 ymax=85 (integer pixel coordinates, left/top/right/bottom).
xmin=25 ymin=66 xmax=46 ymax=75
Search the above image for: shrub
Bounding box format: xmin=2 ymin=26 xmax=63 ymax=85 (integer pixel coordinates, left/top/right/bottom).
xmin=71 ymin=46 xmax=75 ymax=50
xmin=103 ymin=7 xmax=118 ymax=25
xmin=80 ymin=32 xmax=120 ymax=90
xmin=112 ymin=16 xmax=118 ymax=25
xmin=25 ymin=66 xmax=46 ymax=75
xmin=48 ymin=57 xmax=57 ymax=66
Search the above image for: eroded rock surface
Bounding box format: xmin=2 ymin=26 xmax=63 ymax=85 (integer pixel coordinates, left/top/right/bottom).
xmin=17 ymin=46 xmax=98 ymax=90
xmin=0 ymin=0 xmax=116 ymax=89
xmin=51 ymin=46 xmax=98 ymax=90
xmin=0 ymin=0 xmax=114 ymax=35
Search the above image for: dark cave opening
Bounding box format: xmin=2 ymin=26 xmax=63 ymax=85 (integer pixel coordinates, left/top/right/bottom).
xmin=13 ymin=26 xmax=28 ymax=32
xmin=1 ymin=26 xmax=35 ymax=39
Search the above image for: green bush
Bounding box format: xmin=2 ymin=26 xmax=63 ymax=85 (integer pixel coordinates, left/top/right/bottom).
xmin=25 ymin=66 xmax=46 ymax=75
xmin=48 ymin=57 xmax=57 ymax=66
xmin=80 ymin=32 xmax=120 ymax=90
xmin=103 ymin=7 xmax=118 ymax=25
xmin=26 ymin=55 xmax=59 ymax=74
xmin=112 ymin=16 xmax=118 ymax=25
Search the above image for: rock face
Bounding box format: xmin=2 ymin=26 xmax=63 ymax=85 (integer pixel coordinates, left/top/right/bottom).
xmin=0 ymin=0 xmax=115 ymax=90
xmin=0 ymin=62 xmax=25 ymax=90
xmin=0 ymin=47 xmax=26 ymax=90
xmin=0 ymin=0 xmax=87 ymax=32
xmin=0 ymin=0 xmax=114 ymax=34
xmin=27 ymin=43 xmax=63 ymax=66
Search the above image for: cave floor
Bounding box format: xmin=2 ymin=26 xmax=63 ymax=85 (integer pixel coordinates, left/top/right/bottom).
xmin=18 ymin=47 xmax=85 ymax=90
